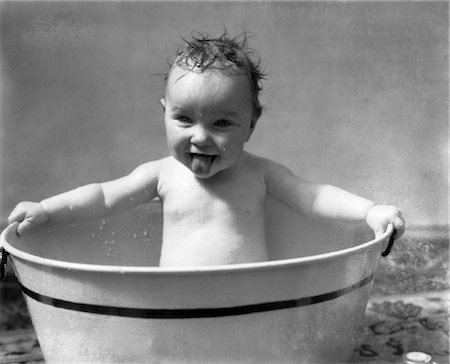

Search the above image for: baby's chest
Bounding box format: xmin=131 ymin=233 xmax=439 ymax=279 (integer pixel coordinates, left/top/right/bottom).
xmin=162 ymin=182 xmax=266 ymax=222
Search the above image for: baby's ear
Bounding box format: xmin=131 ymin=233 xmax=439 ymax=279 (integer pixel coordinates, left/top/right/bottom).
xmin=160 ymin=98 xmax=166 ymax=110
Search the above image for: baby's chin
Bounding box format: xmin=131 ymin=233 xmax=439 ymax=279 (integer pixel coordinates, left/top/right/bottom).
xmin=190 ymin=165 xmax=222 ymax=179
xmin=187 ymin=153 xmax=235 ymax=180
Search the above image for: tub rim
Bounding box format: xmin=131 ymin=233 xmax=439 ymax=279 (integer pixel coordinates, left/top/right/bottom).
xmin=0 ymin=222 xmax=393 ymax=274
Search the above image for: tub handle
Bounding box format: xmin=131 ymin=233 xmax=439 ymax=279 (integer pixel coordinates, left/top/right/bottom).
xmin=0 ymin=247 xmax=8 ymax=281
xmin=381 ymin=225 xmax=396 ymax=257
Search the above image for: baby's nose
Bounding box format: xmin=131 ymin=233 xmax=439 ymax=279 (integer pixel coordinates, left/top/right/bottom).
xmin=190 ymin=125 xmax=212 ymax=146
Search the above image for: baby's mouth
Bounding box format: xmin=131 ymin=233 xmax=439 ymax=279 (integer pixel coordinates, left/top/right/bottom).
xmin=190 ymin=153 xmax=217 ymax=175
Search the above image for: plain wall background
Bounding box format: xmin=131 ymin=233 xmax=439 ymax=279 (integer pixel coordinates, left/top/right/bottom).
xmin=1 ymin=1 xmax=448 ymax=229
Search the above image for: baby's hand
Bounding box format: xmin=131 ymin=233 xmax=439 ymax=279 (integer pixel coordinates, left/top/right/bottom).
xmin=8 ymin=201 xmax=49 ymax=236
xmin=365 ymin=205 xmax=405 ymax=240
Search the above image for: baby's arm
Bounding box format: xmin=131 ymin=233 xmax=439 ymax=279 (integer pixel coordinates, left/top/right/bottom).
xmin=263 ymin=159 xmax=405 ymax=238
xmin=8 ymin=162 xmax=160 ymax=235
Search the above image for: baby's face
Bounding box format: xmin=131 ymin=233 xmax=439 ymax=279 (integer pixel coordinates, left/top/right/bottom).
xmin=162 ymin=67 xmax=255 ymax=179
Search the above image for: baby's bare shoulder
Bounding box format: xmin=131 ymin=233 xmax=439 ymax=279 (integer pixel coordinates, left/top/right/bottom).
xmin=243 ymin=152 xmax=288 ymax=175
xmin=131 ymin=158 xmax=163 ymax=174
xmin=245 ymin=153 xmax=310 ymax=193
xmin=123 ymin=158 xmax=175 ymax=187
xmin=134 ymin=157 xmax=175 ymax=172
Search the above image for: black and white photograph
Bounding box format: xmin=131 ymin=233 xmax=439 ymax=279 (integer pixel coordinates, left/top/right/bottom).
xmin=0 ymin=1 xmax=448 ymax=363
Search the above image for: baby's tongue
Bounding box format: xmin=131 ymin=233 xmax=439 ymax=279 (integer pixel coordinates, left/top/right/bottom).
xmin=191 ymin=154 xmax=214 ymax=175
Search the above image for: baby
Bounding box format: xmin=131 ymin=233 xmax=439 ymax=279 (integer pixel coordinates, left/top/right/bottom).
xmin=8 ymin=32 xmax=405 ymax=267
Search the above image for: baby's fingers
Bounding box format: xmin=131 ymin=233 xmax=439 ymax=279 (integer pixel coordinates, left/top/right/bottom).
xmin=7 ymin=201 xmax=49 ymax=236
xmin=8 ymin=204 xmax=28 ymax=225
xmin=16 ymin=218 xmax=36 ymax=236
xmin=16 ymin=213 xmax=48 ymax=236
xmin=391 ymin=210 xmax=406 ymax=240
xmin=366 ymin=205 xmax=405 ymax=238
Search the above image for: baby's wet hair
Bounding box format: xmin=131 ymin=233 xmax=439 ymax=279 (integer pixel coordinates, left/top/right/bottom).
xmin=168 ymin=31 xmax=266 ymax=121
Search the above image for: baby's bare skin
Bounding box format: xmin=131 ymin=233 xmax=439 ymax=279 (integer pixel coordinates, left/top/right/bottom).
xmin=157 ymin=154 xmax=268 ymax=266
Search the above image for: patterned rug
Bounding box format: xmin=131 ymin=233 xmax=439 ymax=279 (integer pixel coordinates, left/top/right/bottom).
xmin=352 ymin=291 xmax=449 ymax=364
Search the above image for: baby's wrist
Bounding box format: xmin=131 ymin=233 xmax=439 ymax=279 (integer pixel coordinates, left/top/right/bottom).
xmin=38 ymin=200 xmax=52 ymax=221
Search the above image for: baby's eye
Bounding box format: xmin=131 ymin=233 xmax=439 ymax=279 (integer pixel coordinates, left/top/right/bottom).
xmin=215 ymin=119 xmax=233 ymax=128
xmin=176 ymin=116 xmax=193 ymax=125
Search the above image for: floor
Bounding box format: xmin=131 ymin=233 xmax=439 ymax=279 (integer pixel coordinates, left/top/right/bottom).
xmin=0 ymin=235 xmax=448 ymax=364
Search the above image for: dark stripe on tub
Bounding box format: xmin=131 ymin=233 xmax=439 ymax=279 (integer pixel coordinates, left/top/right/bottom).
xmin=20 ymin=274 xmax=374 ymax=319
